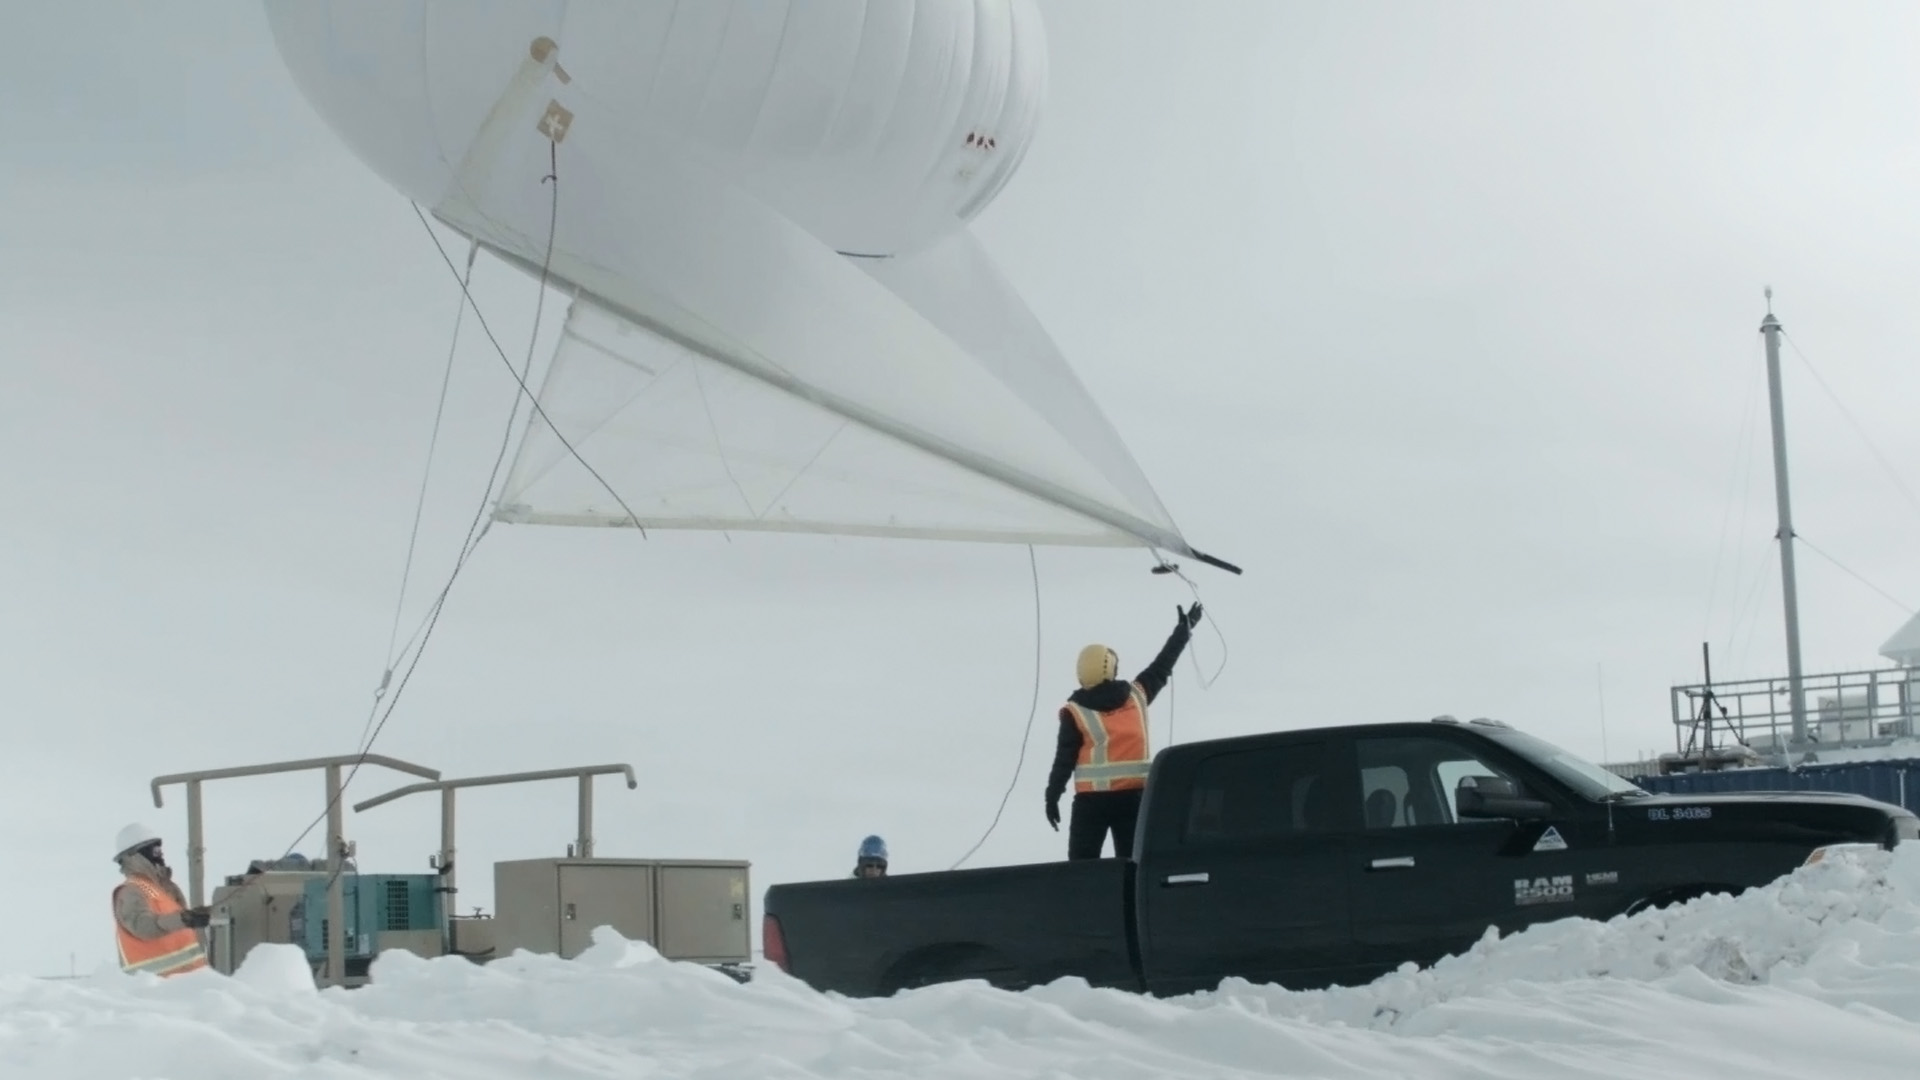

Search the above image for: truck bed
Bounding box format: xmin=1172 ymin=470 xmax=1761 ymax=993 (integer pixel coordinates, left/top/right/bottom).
xmin=764 ymin=858 xmax=1139 ymax=997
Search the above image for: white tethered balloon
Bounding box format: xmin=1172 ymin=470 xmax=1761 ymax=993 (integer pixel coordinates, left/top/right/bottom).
xmin=263 ymin=0 xmax=1239 ymax=574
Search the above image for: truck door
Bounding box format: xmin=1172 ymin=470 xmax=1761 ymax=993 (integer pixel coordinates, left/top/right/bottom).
xmin=1135 ymin=735 xmax=1365 ymax=995
xmin=1344 ymin=732 xmax=1586 ymax=978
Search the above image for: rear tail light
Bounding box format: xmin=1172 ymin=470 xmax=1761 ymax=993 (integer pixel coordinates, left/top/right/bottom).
xmin=762 ymin=913 xmax=790 ymax=973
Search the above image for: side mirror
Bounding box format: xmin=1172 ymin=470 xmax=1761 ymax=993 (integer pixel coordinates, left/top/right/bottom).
xmin=1455 ymin=775 xmax=1553 ymax=821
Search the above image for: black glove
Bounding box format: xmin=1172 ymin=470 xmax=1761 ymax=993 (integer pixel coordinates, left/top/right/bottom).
xmin=178 ymin=907 xmax=211 ymax=929
xmin=1045 ymin=794 xmax=1061 ymax=831
xmin=1179 ymin=602 xmax=1204 ymax=631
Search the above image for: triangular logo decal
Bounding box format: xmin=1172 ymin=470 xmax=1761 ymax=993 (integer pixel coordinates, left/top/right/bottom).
xmin=1533 ymin=826 xmax=1568 ymax=853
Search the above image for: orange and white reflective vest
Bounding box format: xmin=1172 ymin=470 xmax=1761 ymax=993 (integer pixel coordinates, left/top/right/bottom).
xmin=1065 ymin=681 xmax=1151 ymax=793
xmin=113 ymin=877 xmax=208 ymax=978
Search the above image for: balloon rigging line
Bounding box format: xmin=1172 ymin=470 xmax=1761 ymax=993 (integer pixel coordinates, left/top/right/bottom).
xmin=950 ymin=544 xmax=1046 ymax=871
xmin=279 ymin=141 xmax=570 ymax=868
xmin=386 ymin=242 xmax=476 ymax=666
xmin=361 ymin=240 xmax=479 ymax=762
xmin=1159 ymin=556 xmax=1230 ymax=690
xmin=407 ymin=174 xmax=650 ymax=541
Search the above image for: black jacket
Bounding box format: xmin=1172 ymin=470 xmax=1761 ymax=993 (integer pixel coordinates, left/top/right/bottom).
xmin=1045 ymin=618 xmax=1192 ymax=803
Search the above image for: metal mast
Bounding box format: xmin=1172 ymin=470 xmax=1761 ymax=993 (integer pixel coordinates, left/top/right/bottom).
xmin=1760 ymin=287 xmax=1809 ymax=746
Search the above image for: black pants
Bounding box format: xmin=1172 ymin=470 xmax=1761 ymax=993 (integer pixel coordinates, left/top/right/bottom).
xmin=1067 ymin=789 xmax=1145 ymax=860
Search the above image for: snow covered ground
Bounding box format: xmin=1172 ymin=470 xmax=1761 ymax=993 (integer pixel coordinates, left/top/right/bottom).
xmin=9 ymin=846 xmax=1920 ymax=1079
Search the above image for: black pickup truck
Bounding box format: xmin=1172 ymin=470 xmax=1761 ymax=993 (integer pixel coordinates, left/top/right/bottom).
xmin=762 ymin=718 xmax=1918 ymax=997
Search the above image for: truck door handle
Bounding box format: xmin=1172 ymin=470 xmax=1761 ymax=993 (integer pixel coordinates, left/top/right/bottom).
xmin=1163 ymin=872 xmax=1210 ymax=886
xmin=1368 ymin=856 xmax=1416 ymax=871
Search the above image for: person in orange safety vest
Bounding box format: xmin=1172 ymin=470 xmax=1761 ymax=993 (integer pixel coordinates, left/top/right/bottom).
xmin=111 ymin=823 xmax=211 ymax=978
xmin=1045 ymin=603 xmax=1202 ymax=859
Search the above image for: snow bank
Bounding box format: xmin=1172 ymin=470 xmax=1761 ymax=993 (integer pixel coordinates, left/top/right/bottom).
xmin=7 ymin=848 xmax=1920 ymax=1079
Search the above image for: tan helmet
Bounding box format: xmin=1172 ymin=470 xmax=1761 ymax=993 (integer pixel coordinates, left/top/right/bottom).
xmin=1076 ymin=644 xmax=1118 ymax=689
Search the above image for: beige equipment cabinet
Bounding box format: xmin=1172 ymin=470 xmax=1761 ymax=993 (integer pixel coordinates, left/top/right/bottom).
xmin=353 ymin=764 xmax=753 ymax=970
xmin=492 ymin=857 xmax=751 ymax=962
xmin=206 ymin=870 xmax=323 ymax=975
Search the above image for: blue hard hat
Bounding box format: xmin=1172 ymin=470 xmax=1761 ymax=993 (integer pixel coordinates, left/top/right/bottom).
xmin=857 ymin=835 xmax=888 ymax=862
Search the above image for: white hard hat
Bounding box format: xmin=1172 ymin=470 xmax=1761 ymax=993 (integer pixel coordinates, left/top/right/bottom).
xmin=114 ymin=822 xmax=163 ymax=861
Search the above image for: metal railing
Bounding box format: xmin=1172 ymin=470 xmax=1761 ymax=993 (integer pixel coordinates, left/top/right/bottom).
xmin=149 ymin=754 xmax=440 ymax=987
xmin=1600 ymin=757 xmax=1666 ymax=780
xmin=1670 ymin=665 xmax=1919 ymax=757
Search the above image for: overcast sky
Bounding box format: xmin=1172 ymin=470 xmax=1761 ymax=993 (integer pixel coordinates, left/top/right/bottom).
xmin=6 ymin=1 xmax=1920 ymax=976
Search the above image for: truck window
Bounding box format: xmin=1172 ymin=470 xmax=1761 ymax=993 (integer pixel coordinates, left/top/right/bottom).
xmin=1356 ymin=736 xmax=1520 ymax=827
xmin=1183 ymin=741 xmax=1333 ymax=842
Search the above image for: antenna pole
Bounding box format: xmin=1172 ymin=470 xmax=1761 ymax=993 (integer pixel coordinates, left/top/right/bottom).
xmin=1596 ymin=662 xmax=1610 ymax=763
xmin=1698 ymin=642 xmax=1716 ymax=753
xmin=1760 ymin=288 xmax=1809 ymax=747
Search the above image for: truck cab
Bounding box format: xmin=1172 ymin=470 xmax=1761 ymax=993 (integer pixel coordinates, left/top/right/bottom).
xmin=1133 ymin=716 xmax=1913 ymax=993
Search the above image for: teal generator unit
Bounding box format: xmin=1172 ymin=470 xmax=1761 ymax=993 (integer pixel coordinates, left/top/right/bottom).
xmin=297 ymin=874 xmax=442 ymax=965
